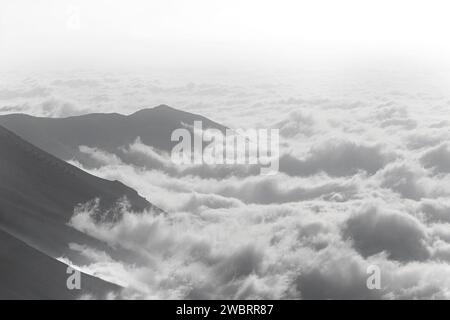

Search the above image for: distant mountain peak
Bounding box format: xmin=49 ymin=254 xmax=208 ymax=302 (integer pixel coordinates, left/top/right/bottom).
xmin=153 ymin=104 xmax=174 ymax=110
xmin=0 ymin=105 xmax=227 ymax=166
xmin=129 ymin=104 xmax=177 ymax=116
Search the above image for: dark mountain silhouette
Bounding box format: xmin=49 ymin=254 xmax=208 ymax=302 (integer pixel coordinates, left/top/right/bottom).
xmin=0 ymin=228 xmax=120 ymax=299
xmin=0 ymin=124 xmax=161 ymax=298
xmin=0 ymin=105 xmax=227 ymax=168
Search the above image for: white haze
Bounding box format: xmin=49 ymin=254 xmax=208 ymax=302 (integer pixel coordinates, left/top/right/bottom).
xmin=2 ymin=0 xmax=450 ymax=71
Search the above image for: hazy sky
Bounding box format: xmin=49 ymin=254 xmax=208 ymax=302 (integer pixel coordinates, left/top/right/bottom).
xmin=1 ymin=0 xmax=450 ymax=71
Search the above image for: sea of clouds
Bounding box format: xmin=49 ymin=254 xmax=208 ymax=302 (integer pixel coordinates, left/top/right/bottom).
xmin=2 ymin=66 xmax=450 ymax=299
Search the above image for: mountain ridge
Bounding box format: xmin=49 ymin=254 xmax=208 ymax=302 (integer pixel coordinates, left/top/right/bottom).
xmin=0 ymin=104 xmax=227 ymax=169
xmin=0 ymin=123 xmax=160 ymax=264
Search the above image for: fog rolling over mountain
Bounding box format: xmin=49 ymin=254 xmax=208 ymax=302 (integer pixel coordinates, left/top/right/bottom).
xmin=0 ymin=124 xmax=162 ymax=298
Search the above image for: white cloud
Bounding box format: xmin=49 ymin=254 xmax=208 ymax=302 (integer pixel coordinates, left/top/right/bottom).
xmin=3 ymin=66 xmax=450 ymax=299
xmin=343 ymin=204 xmax=430 ymax=262
xmin=421 ymin=143 xmax=450 ymax=174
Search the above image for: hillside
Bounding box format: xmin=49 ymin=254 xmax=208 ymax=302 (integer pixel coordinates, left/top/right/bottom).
xmin=0 ymin=228 xmax=120 ymax=299
xmin=0 ymin=124 xmax=158 ymax=262
xmin=0 ymin=105 xmax=227 ymax=168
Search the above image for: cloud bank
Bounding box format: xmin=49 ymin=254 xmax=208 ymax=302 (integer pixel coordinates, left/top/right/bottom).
xmin=4 ymin=68 xmax=450 ymax=299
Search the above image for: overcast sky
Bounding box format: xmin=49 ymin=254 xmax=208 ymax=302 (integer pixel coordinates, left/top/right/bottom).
xmin=1 ymin=0 xmax=450 ymax=72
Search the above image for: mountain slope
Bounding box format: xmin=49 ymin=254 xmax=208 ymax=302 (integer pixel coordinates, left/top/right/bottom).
xmin=0 ymin=228 xmax=120 ymax=299
xmin=0 ymin=124 xmax=158 ymax=261
xmin=0 ymin=105 xmax=227 ymax=168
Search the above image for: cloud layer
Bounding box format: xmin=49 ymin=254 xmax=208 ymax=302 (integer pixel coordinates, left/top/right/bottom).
xmin=3 ymin=68 xmax=450 ymax=299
